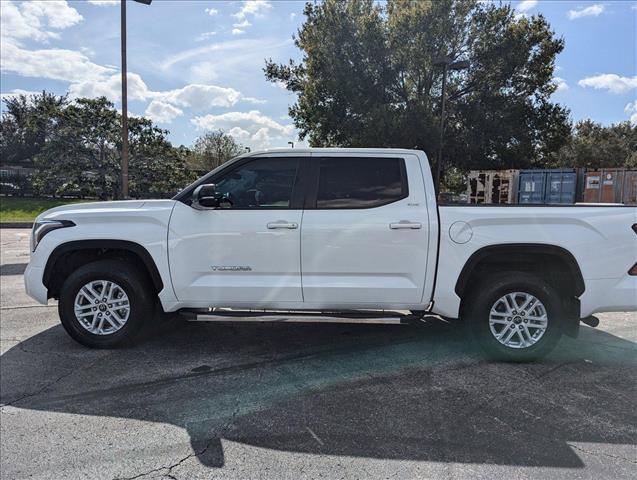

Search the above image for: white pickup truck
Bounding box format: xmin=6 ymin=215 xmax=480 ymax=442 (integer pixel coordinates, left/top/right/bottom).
xmin=24 ymin=148 xmax=637 ymax=361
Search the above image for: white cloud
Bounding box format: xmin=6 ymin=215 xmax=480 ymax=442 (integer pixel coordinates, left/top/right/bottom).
xmin=145 ymin=100 xmax=184 ymax=124
xmin=553 ymin=77 xmax=569 ymax=92
xmin=159 ymin=38 xmax=290 ymax=72
xmin=233 ymin=0 xmax=273 ymax=21
xmin=514 ymin=0 xmax=537 ymax=19
xmin=567 ymin=4 xmax=605 ymax=20
xmin=196 ymin=31 xmax=217 ymax=42
xmin=229 ymin=126 xmax=251 ymax=141
xmin=191 ymin=110 xmax=295 ymax=149
xmin=1 ymin=0 xmax=82 ymax=43
xmin=22 ymin=1 xmax=83 ymax=29
xmin=158 ymin=84 xmax=242 ymax=110
xmin=1 ymin=41 xmax=114 ymax=83
xmin=204 ymin=7 xmax=219 ymax=16
xmin=68 ymin=72 xmax=152 ymax=102
xmin=578 ymin=74 xmax=637 ymax=94
xmin=231 ymin=1 xmax=271 ymax=33
xmin=243 ymin=97 xmax=267 ymax=105
xmin=87 ymin=1 xmax=119 ymax=6
xmin=233 ymin=19 xmax=252 ymax=28
xmin=517 ymin=0 xmax=538 ymax=13
xmin=625 ymin=101 xmax=637 ymax=126
xmin=189 ymin=61 xmax=219 ymax=83
xmin=251 ymin=127 xmax=271 ymax=147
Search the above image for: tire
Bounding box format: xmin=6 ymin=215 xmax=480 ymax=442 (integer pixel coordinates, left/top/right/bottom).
xmin=464 ymin=272 xmax=564 ymax=362
xmin=58 ymin=259 xmax=154 ymax=348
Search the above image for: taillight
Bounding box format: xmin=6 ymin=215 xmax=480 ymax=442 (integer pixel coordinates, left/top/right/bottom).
xmin=630 ymin=263 xmax=637 ymax=276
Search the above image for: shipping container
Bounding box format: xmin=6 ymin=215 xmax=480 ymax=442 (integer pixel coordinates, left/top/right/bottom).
xmin=623 ymin=170 xmax=637 ymax=205
xmin=467 ymin=170 xmax=519 ymax=204
xmin=583 ymin=169 xmax=637 ymax=204
xmin=518 ymin=169 xmax=577 ymax=205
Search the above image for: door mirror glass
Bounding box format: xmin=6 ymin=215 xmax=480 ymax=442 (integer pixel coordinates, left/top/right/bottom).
xmin=192 ymin=184 xmax=231 ymax=210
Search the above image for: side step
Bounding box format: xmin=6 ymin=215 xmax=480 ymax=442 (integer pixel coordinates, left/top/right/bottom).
xmin=177 ymin=308 xmax=426 ymax=325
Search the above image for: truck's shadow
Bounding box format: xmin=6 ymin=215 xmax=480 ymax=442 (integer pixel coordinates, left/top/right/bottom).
xmin=2 ymin=316 xmax=636 ymax=469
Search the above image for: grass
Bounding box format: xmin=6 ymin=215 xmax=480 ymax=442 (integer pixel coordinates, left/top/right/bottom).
xmin=0 ymin=197 xmax=90 ymax=223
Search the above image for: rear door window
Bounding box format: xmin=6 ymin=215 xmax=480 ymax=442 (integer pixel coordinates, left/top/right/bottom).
xmin=314 ymin=157 xmax=408 ymax=208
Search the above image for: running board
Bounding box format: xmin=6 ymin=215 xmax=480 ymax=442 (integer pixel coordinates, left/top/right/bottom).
xmin=177 ymin=308 xmax=425 ymax=325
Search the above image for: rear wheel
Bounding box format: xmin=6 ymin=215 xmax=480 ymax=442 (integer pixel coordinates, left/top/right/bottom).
xmin=465 ymin=272 xmax=564 ymax=362
xmin=58 ymin=260 xmax=154 ymax=348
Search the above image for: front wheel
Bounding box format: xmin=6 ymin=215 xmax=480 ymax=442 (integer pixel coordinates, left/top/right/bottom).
xmin=465 ymin=272 xmax=564 ymax=362
xmin=58 ymin=260 xmax=154 ymax=348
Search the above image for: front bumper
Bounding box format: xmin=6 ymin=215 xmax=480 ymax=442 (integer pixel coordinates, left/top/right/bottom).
xmin=24 ymin=264 xmax=48 ymax=305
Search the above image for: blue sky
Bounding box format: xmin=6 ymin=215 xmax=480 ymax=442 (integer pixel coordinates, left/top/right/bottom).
xmin=1 ymin=0 xmax=636 ymax=150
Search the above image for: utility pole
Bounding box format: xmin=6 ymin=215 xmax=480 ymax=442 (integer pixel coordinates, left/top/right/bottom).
xmin=435 ymin=61 xmax=448 ymax=197
xmin=433 ymin=57 xmax=470 ymax=195
xmin=120 ymin=0 xmax=152 ymax=199
xmin=120 ymin=0 xmax=129 ymax=199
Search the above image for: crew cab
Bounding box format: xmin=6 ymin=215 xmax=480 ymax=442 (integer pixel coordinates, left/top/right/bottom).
xmin=24 ymin=148 xmax=637 ymax=361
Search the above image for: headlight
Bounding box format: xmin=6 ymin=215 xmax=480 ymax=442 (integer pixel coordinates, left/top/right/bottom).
xmin=31 ymin=220 xmax=75 ymax=252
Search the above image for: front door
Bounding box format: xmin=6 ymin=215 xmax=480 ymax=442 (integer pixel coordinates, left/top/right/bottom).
xmin=300 ymin=153 xmax=431 ymax=307
xmin=168 ymin=154 xmax=306 ymax=306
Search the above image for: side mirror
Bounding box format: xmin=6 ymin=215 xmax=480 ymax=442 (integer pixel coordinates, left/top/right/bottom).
xmin=192 ymin=184 xmax=228 ymax=210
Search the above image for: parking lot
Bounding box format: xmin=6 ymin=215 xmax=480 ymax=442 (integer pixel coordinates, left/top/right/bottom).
xmin=1 ymin=228 xmax=636 ymax=479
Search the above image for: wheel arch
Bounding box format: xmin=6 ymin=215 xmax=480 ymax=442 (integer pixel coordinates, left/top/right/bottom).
xmin=43 ymin=240 xmax=164 ymax=299
xmin=455 ymin=243 xmax=585 ymax=300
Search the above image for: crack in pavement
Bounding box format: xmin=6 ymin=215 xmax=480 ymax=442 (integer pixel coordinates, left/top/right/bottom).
xmin=114 ymin=391 xmax=245 ymax=480
xmin=0 ymin=355 xmax=103 ymax=410
xmin=566 ymin=442 xmax=637 ymax=464
xmin=112 ymin=437 xmax=218 ymax=480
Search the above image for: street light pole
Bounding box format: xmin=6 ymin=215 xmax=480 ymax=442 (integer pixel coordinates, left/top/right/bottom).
xmin=435 ymin=61 xmax=448 ymax=196
xmin=120 ymin=0 xmax=152 ymax=199
xmin=433 ymin=57 xmax=470 ymax=196
xmin=120 ymin=0 xmax=129 ymax=199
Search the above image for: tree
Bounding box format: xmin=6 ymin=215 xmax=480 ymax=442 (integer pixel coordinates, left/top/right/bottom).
xmin=555 ymin=120 xmax=637 ymax=169
xmin=128 ymin=117 xmax=196 ymax=198
xmin=265 ymin=0 xmax=571 ymax=171
xmin=0 ymin=91 xmax=67 ymax=167
xmin=191 ymin=130 xmax=246 ymax=172
xmin=33 ymin=97 xmax=121 ymax=198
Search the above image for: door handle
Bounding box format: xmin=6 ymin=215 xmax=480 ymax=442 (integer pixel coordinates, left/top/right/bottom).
xmin=390 ymin=221 xmax=422 ymax=230
xmin=267 ymin=221 xmax=298 ymax=229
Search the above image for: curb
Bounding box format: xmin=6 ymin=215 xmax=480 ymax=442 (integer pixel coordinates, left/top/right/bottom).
xmin=0 ymin=222 xmax=33 ymax=229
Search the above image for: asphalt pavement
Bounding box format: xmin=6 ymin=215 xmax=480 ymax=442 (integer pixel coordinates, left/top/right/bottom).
xmin=1 ymin=228 xmax=636 ymax=479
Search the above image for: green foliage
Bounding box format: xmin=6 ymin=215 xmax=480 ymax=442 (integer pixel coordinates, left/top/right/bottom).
xmin=128 ymin=117 xmax=197 ymax=198
xmin=191 ymin=130 xmax=246 ymax=172
xmin=33 ymin=97 xmax=121 ymax=199
xmin=0 ymin=91 xmax=67 ymax=167
xmin=555 ymin=120 xmax=637 ymax=169
xmin=265 ymin=0 xmax=571 ymax=171
xmin=2 ymin=93 xmax=198 ymax=199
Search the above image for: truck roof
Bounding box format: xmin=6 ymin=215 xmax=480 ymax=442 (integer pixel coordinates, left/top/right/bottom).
xmin=244 ymin=147 xmax=425 ymax=156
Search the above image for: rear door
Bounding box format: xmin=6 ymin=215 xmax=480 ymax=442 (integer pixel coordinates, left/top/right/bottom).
xmin=300 ymin=153 xmax=431 ymax=307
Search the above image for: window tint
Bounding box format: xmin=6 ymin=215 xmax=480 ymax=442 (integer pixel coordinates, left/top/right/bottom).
xmin=214 ymin=157 xmax=299 ymax=209
xmin=316 ymin=157 xmax=407 ymax=208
